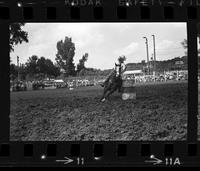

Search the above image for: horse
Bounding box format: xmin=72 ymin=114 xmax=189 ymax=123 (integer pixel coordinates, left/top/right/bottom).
xmin=100 ymin=63 xmax=123 ymax=102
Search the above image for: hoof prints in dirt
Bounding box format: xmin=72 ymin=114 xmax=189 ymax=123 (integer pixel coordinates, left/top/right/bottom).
xmin=10 ymin=83 xmax=187 ymax=141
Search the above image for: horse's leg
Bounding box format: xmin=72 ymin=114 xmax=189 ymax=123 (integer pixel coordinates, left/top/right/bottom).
xmin=100 ymin=91 xmax=106 ymax=102
xmin=117 ymin=79 xmax=123 ymax=93
xmin=100 ymin=86 xmax=109 ymax=102
xmin=118 ymin=81 xmax=122 ymax=93
xmin=101 ymin=92 xmax=110 ymax=102
xmin=104 ymin=87 xmax=117 ymax=100
xmin=118 ymin=85 xmax=122 ymax=93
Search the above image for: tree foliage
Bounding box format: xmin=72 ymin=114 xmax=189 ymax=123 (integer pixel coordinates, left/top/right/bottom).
xmin=55 ymin=37 xmax=76 ymax=77
xmin=10 ymin=55 xmax=61 ymax=80
xmin=10 ymin=63 xmax=18 ymax=80
xmin=10 ymin=23 xmax=28 ymax=52
xmin=181 ymin=39 xmax=187 ymax=55
xmin=37 ymin=57 xmax=60 ymax=78
xmin=77 ymin=53 xmax=88 ymax=74
xmin=181 ymin=39 xmax=187 ymax=49
xmin=75 ymin=67 xmax=113 ymax=77
xmin=25 ymin=55 xmax=39 ymax=76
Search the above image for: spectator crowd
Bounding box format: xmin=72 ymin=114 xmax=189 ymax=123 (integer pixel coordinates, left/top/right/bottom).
xmin=10 ymin=70 xmax=188 ymax=92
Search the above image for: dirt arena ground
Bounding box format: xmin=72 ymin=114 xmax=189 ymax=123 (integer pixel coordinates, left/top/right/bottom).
xmin=10 ymin=81 xmax=188 ymax=141
xmin=198 ymin=83 xmax=200 ymax=140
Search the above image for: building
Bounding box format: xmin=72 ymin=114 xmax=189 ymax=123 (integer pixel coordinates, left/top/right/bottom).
xmin=122 ymin=69 xmax=144 ymax=80
xmin=123 ymin=70 xmax=143 ymax=76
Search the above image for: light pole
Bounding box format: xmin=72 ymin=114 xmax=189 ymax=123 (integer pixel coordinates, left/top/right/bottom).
xmin=143 ymin=37 xmax=150 ymax=75
xmin=152 ymin=35 xmax=156 ymax=74
xmin=17 ymin=56 xmax=19 ymax=81
xmin=152 ymin=35 xmax=156 ymax=61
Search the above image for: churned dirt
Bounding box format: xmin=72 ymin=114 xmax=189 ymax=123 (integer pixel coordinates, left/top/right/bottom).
xmin=198 ymin=83 xmax=200 ymax=140
xmin=10 ymin=81 xmax=187 ymax=141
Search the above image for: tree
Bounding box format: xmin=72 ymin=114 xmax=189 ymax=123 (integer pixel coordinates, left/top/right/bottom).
xmin=19 ymin=63 xmax=27 ymax=80
xmin=78 ymin=68 xmax=87 ymax=76
xmin=76 ymin=53 xmax=88 ymax=74
xmin=181 ymin=39 xmax=187 ymax=55
xmin=26 ymin=56 xmax=61 ymax=79
xmin=25 ymin=55 xmax=39 ymax=77
xmin=181 ymin=39 xmax=187 ymax=49
xmin=10 ymin=63 xmax=18 ymax=81
xmin=55 ymin=37 xmax=76 ymax=77
xmin=44 ymin=59 xmax=60 ymax=78
xmin=10 ymin=23 xmax=28 ymax=52
xmin=52 ymin=65 xmax=61 ymax=78
xmin=10 ymin=56 xmax=61 ymax=81
xmin=37 ymin=57 xmax=46 ymax=74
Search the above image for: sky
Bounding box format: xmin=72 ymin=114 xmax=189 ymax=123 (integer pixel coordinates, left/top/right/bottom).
xmin=10 ymin=22 xmax=187 ymax=70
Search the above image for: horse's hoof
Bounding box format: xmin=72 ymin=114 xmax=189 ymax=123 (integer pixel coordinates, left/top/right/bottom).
xmin=101 ymin=98 xmax=106 ymax=102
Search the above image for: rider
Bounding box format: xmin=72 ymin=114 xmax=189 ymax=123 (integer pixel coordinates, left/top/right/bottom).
xmin=101 ymin=56 xmax=126 ymax=87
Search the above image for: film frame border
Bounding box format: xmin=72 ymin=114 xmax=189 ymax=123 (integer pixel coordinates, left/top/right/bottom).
xmin=0 ymin=0 xmax=199 ymax=167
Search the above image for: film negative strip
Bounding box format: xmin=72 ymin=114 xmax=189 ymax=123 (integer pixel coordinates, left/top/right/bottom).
xmin=0 ymin=0 xmax=200 ymax=167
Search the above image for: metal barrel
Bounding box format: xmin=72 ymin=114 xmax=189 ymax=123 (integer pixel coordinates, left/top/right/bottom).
xmin=122 ymin=79 xmax=136 ymax=100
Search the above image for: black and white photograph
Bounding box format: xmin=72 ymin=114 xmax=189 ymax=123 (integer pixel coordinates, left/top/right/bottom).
xmin=198 ymin=23 xmax=200 ymax=140
xmin=10 ymin=23 xmax=188 ymax=141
